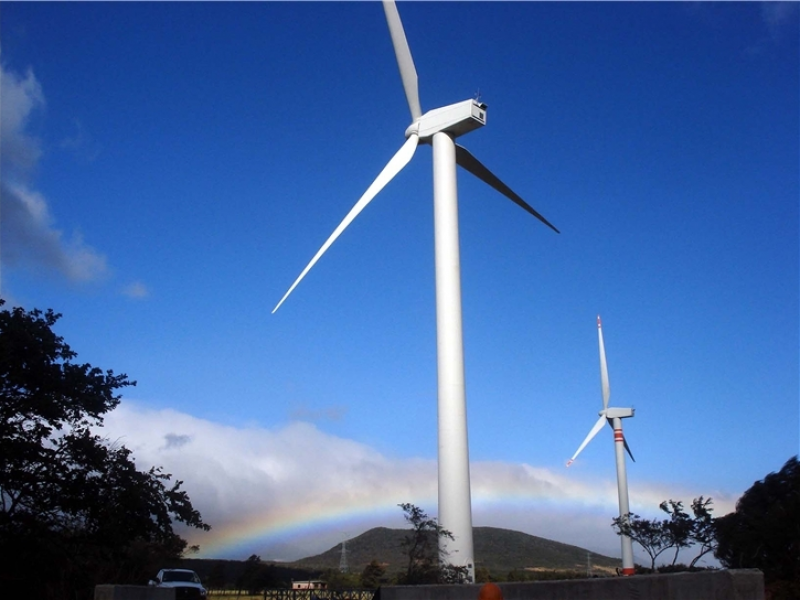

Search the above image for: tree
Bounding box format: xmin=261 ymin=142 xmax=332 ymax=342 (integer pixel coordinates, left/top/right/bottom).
xmin=205 ymin=562 xmax=227 ymax=591
xmin=473 ymin=565 xmax=492 ymax=584
xmin=0 ymin=303 xmax=210 ymax=600
xmin=321 ymin=568 xmax=360 ymax=590
xmin=237 ymin=555 xmax=284 ymax=594
xmin=715 ymin=456 xmax=800 ymax=600
xmin=397 ymin=503 xmax=470 ymax=584
xmin=612 ymin=496 xmax=717 ymax=572
xmin=685 ymin=497 xmax=716 ymax=568
xmin=658 ymin=500 xmax=694 ymax=566
xmin=360 ymin=559 xmax=386 ymax=589
xmin=612 ymin=512 xmax=673 ymax=572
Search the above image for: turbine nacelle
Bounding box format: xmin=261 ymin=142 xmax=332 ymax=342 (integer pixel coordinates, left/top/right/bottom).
xmin=406 ymin=99 xmax=488 ymax=142
xmin=603 ymin=407 xmax=634 ymax=420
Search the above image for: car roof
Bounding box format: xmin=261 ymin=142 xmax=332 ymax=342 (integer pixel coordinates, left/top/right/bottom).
xmin=162 ymin=569 xmax=195 ymax=573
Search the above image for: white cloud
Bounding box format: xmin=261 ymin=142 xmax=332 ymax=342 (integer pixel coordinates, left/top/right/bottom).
xmin=0 ymin=61 xmax=108 ymax=284
xmin=1 ymin=182 xmax=108 ymax=282
xmin=99 ymin=402 xmax=738 ymax=566
xmin=0 ymin=64 xmax=44 ymax=176
xmin=122 ymin=281 xmax=150 ymax=299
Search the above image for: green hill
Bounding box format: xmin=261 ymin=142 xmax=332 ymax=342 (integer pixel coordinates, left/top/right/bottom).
xmin=289 ymin=526 xmax=619 ymax=576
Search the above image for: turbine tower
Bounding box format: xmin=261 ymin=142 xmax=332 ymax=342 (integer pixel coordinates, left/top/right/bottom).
xmin=273 ymin=2 xmax=559 ymax=580
xmin=567 ymin=316 xmax=636 ymax=576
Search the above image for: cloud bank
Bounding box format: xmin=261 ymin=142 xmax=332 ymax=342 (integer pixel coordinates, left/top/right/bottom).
xmin=100 ymin=402 xmax=737 ymax=566
xmin=0 ymin=61 xmax=108 ymax=284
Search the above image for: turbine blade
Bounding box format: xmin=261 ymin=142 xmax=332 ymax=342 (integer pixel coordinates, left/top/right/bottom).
xmin=567 ymin=414 xmax=607 ymax=466
xmin=598 ymin=315 xmax=610 ymax=410
xmin=624 ymin=437 xmax=636 ymax=463
xmin=455 ymin=144 xmax=560 ymax=234
xmin=383 ymin=0 xmax=422 ymax=121
xmin=272 ymin=135 xmax=419 ymax=313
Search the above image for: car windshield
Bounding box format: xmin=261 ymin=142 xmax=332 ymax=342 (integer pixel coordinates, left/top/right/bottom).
xmin=163 ymin=571 xmax=200 ymax=583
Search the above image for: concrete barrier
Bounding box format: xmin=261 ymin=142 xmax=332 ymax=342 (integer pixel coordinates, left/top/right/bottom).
xmin=375 ymin=569 xmax=764 ymax=600
xmin=94 ymin=585 xmax=175 ymax=600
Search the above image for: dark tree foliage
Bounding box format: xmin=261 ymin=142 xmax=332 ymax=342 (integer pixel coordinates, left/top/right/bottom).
xmin=473 ymin=565 xmax=492 ymax=584
xmin=612 ymin=512 xmax=673 ymax=572
xmin=182 ymin=557 xmax=319 ymax=592
xmin=397 ymin=503 xmax=470 ymax=584
xmin=715 ymin=456 xmax=800 ymax=600
xmin=360 ymin=559 xmax=386 ymax=589
xmin=658 ymin=500 xmax=694 ymax=566
xmin=397 ymin=503 xmax=444 ymax=584
xmin=237 ymin=554 xmax=260 ymax=591
xmin=684 ymin=497 xmax=716 ymax=568
xmin=320 ymin=567 xmax=360 ymax=590
xmin=237 ymin=555 xmax=270 ymax=594
xmin=658 ymin=497 xmax=717 ymax=568
xmin=505 ymin=568 xmax=583 ymax=582
xmin=0 ymin=302 xmax=210 ymax=600
xmin=612 ymin=496 xmax=717 ymax=572
xmin=204 ymin=561 xmax=227 ymax=591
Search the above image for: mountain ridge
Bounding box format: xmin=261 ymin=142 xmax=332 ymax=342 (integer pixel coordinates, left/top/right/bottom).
xmin=288 ymin=526 xmax=620 ymax=576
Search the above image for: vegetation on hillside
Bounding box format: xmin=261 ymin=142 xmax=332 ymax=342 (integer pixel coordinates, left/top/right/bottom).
xmin=288 ymin=524 xmax=619 ymax=581
xmin=186 ymin=523 xmax=621 ymax=592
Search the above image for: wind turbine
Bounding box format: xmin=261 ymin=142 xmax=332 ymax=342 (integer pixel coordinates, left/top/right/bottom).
xmin=567 ymin=316 xmax=636 ymax=576
xmin=273 ymin=2 xmax=559 ymax=580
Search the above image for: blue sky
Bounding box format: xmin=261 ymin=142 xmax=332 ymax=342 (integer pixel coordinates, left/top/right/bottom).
xmin=1 ymin=1 xmax=797 ymax=566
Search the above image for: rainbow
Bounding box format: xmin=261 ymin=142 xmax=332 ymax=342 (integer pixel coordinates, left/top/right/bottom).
xmin=192 ymin=494 xmax=428 ymax=559
xmin=190 ymin=474 xmax=629 ymax=559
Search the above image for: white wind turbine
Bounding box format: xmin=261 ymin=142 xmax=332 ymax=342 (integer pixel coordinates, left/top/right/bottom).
xmin=567 ymin=316 xmax=636 ymax=576
xmin=273 ymin=2 xmax=558 ymax=580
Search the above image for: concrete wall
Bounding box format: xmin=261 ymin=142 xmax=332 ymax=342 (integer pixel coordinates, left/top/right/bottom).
xmin=94 ymin=585 xmax=175 ymax=600
xmin=376 ymin=569 xmax=764 ymax=600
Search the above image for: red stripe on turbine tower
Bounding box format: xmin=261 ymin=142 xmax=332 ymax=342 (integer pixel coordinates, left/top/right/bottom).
xmin=615 ymin=429 xmax=624 ymax=442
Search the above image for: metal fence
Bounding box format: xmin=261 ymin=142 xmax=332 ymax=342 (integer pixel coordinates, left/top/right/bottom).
xmin=263 ymin=590 xmax=375 ymax=600
xmin=209 ymin=589 xmax=376 ymax=600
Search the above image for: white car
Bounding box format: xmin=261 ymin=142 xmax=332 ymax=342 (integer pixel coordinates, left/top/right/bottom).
xmin=149 ymin=568 xmax=208 ymax=599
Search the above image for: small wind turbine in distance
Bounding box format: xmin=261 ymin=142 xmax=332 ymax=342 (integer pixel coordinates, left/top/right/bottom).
xmin=567 ymin=316 xmax=637 ymax=576
xmin=273 ymin=1 xmax=559 ymax=581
